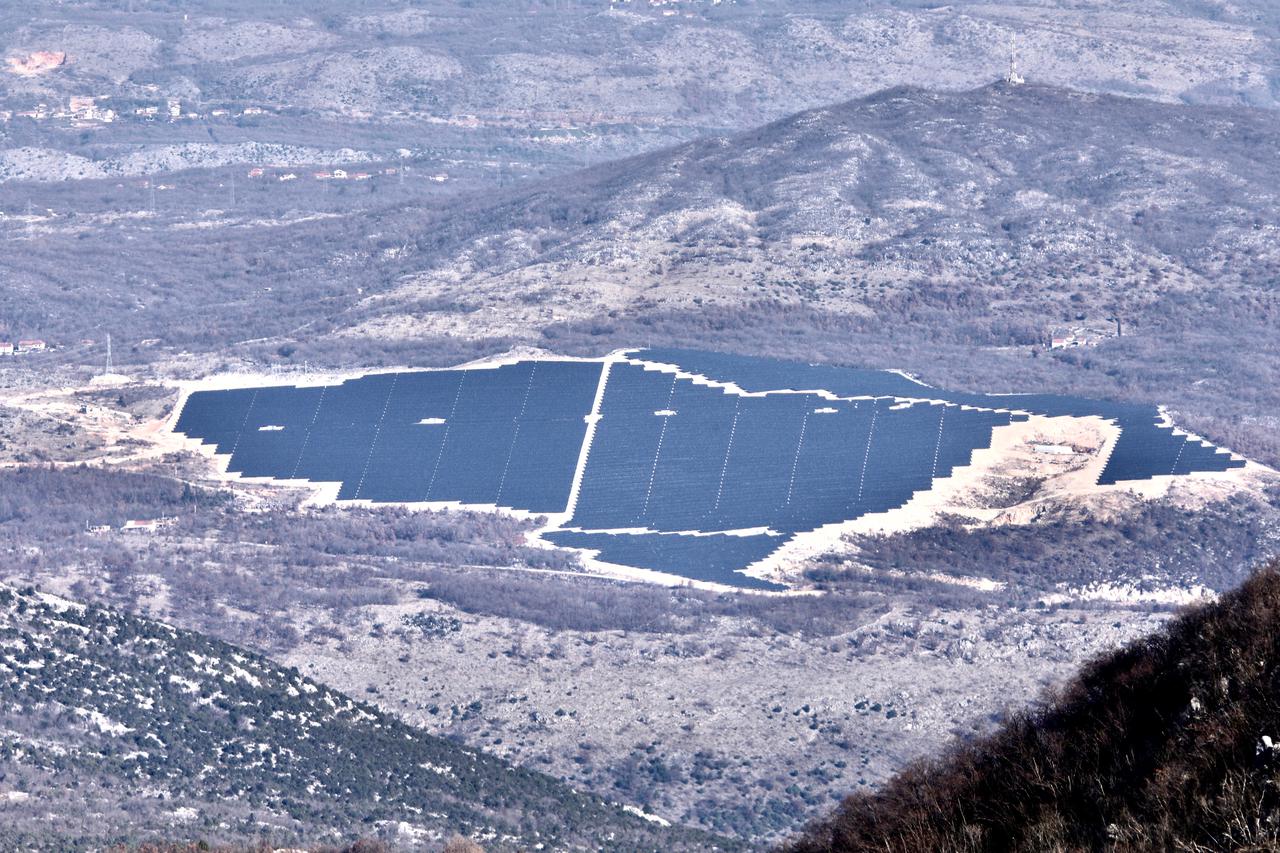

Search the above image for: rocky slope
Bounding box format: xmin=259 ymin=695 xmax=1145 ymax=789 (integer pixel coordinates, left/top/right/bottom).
xmin=10 ymin=82 xmax=1279 ymax=354
xmin=0 ymin=584 xmax=729 ymax=851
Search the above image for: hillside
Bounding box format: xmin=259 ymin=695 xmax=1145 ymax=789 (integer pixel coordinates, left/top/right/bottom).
xmin=782 ymin=559 xmax=1280 ymax=852
xmin=0 ymin=584 xmax=730 ymax=852
xmin=374 ymin=82 xmax=1280 ymax=339
xmin=11 ymin=84 xmax=1279 ymax=354
xmin=3 ymin=463 xmax=1268 ymax=843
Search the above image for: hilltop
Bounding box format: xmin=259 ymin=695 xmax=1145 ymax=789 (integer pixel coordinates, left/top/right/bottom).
xmin=374 ymin=82 xmax=1280 ymax=339
xmin=0 ymin=584 xmax=730 ymax=851
xmin=783 ymin=559 xmax=1280 ymax=852
xmin=4 ymin=0 xmax=1280 ymax=185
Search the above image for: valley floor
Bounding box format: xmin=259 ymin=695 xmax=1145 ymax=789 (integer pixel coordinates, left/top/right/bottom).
xmin=283 ymin=583 xmax=1168 ymax=841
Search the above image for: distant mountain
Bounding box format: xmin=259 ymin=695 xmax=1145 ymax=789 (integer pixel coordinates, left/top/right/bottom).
xmin=375 ymin=82 xmax=1280 ymax=343
xmin=6 ymin=0 xmax=1280 ymax=146
xmin=11 ymin=81 xmax=1280 ymax=353
xmin=0 ymin=585 xmax=730 ymax=852
xmin=780 ymin=559 xmax=1280 ymax=853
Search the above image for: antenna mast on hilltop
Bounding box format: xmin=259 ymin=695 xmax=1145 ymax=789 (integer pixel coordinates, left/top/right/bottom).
xmin=1006 ymin=34 xmax=1026 ymax=86
xmin=105 ymin=333 xmax=113 ymax=375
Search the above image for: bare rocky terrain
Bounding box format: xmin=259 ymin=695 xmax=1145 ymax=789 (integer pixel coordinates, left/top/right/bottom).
xmin=284 ymin=583 xmax=1170 ymax=840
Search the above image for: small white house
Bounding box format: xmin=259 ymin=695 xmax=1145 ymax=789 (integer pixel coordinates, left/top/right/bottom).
xmin=121 ymin=517 xmax=176 ymax=534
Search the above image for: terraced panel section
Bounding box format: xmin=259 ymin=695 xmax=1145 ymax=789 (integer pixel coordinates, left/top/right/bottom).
xmin=543 ymin=530 xmax=788 ymax=591
xmin=640 ymin=349 xmax=1244 ymax=485
xmin=175 ymin=361 xmax=601 ymax=513
xmin=569 ymin=368 xmax=1014 ymax=536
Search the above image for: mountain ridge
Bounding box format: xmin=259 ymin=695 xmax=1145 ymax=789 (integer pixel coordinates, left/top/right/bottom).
xmin=358 ymin=80 xmax=1280 ymax=339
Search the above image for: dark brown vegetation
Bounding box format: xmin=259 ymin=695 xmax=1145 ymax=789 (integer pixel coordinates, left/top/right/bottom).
xmin=783 ymin=559 xmax=1280 ymax=852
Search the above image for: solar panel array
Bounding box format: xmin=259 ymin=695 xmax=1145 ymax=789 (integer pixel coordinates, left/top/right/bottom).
xmin=175 ymin=361 xmax=601 ymax=513
xmin=173 ymin=350 xmax=1246 ymax=589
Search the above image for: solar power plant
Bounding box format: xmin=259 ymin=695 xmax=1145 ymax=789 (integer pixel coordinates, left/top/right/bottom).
xmin=174 ymin=350 xmax=1245 ymax=589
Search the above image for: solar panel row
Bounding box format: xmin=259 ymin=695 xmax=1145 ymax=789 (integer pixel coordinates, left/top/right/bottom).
xmin=638 ymin=349 xmax=1243 ymax=486
xmin=569 ymin=365 xmax=1013 ymax=535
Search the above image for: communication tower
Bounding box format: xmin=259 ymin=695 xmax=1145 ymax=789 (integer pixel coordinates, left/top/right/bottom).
xmin=1006 ymin=35 xmax=1026 ymax=86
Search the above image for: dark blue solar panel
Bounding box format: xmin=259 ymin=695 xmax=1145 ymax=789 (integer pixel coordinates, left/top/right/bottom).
xmin=229 ymin=385 xmax=325 ymax=479
xmin=424 ymin=366 xmax=528 ymax=504
xmin=850 ymin=402 xmax=934 ymax=518
xmin=300 ymin=373 xmax=399 ymax=496
xmin=772 ymin=399 xmax=870 ymax=532
xmin=570 ymin=363 xmax=675 ymax=528
xmin=345 ymin=370 xmax=466 ymax=502
xmin=493 ymin=361 xmax=602 ymax=512
xmin=174 ymin=386 xmax=259 ymax=456
xmin=709 ymin=393 xmax=815 ymax=531
xmin=174 ymin=362 xmax=601 ymax=512
xmin=543 ymin=530 xmax=787 ymax=591
xmin=635 ymin=378 xmax=740 ymax=530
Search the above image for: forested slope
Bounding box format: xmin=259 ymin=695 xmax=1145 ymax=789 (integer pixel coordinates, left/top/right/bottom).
xmin=783 ymin=559 xmax=1280 ymax=852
